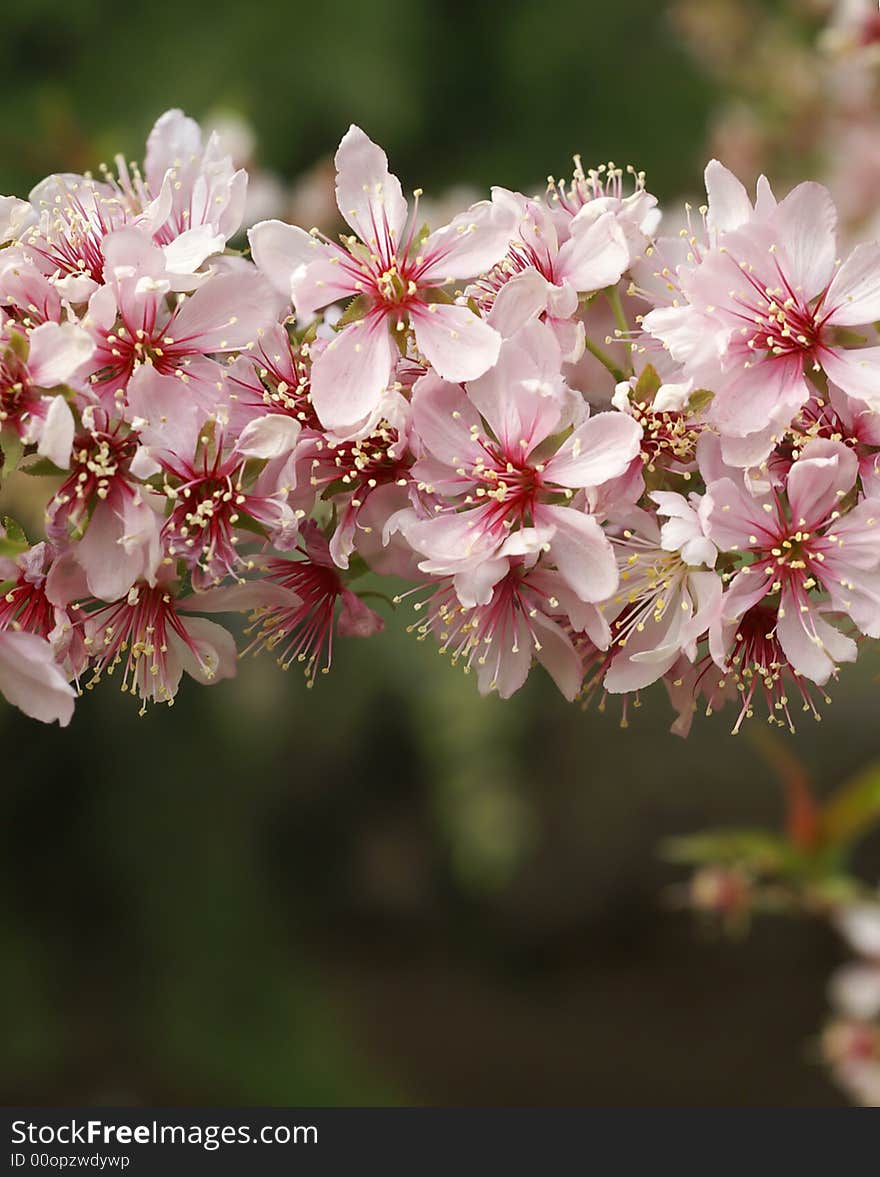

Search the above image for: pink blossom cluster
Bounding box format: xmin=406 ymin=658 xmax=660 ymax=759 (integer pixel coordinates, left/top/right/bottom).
xmin=2 ymin=111 xmax=880 ymax=732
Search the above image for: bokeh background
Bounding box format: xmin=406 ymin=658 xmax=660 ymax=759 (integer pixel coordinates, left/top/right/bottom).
xmin=3 ymin=0 xmax=880 ymax=1106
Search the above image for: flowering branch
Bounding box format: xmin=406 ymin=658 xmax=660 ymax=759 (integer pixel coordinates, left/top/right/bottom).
xmin=0 ymin=110 xmax=879 ymax=736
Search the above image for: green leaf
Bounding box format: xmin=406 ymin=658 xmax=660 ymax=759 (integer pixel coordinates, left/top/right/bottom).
xmin=819 ymin=761 xmax=880 ymax=849
xmin=830 ymin=327 xmax=870 ymax=349
xmin=0 ymin=515 xmax=28 ymax=557
xmin=342 ymin=554 xmax=370 ymax=584
xmin=18 ymin=455 xmax=65 ymax=477
xmin=230 ymin=512 xmax=269 ymax=538
xmin=335 ymin=294 xmax=373 ymax=328
xmin=320 ymin=476 xmax=350 ymax=500
xmin=422 ymin=286 xmax=455 ymax=305
xmin=688 ymin=388 xmax=715 ymax=414
xmin=0 ymin=432 xmax=25 ymax=477
xmin=662 ymin=829 xmax=790 ymax=871
xmin=634 ymin=363 xmax=661 ymax=401
xmin=4 ymin=329 xmax=29 ymax=362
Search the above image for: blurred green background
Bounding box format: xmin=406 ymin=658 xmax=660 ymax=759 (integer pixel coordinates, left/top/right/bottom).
xmin=3 ymin=0 xmax=877 ymax=1107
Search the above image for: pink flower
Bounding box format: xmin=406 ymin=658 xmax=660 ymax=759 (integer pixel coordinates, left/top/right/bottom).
xmin=399 ymin=322 xmax=642 ymax=606
xmin=546 ymin=157 xmax=660 ymax=261
xmin=610 ymin=372 xmax=706 ymax=482
xmin=231 ymin=524 xmax=384 ymax=684
xmin=141 ymin=108 xmax=248 ymax=276
xmin=0 ymin=253 xmax=66 ymax=325
xmin=12 ymin=109 xmax=246 ymax=299
xmin=643 ymin=163 xmax=880 ymax=453
xmin=411 ymin=561 xmax=608 ymax=700
xmin=704 ymin=438 xmax=880 ymax=684
xmin=0 ymin=319 xmax=93 ymax=467
xmin=14 ymin=174 xmax=133 ymax=303
xmin=160 ymin=438 xmax=299 ymax=591
xmin=777 ymin=385 xmax=880 ymax=496
xmin=0 ymin=540 xmax=87 ymax=677
xmin=249 ymin=125 xmax=517 ymax=434
xmin=469 ymin=192 xmax=630 ymax=360
xmin=303 ymin=390 xmax=413 ymax=568
xmin=125 ymin=366 xmax=300 ymax=589
xmin=224 ymin=322 xmax=319 ymax=434
xmin=602 ymin=498 xmax=721 ymax=693
xmin=0 ymin=526 xmax=76 ymax=725
xmin=86 ymin=228 xmax=283 ymax=408
xmin=46 ymin=407 xmax=162 ymax=602
xmin=82 ymin=576 xmax=237 ymax=712
xmin=666 ymin=603 xmax=834 ymax=735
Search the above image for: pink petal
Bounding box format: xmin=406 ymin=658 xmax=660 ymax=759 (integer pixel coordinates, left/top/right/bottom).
xmin=487 ymin=269 xmax=553 ymax=337
xmin=310 ymin=316 xmax=395 ymax=434
xmin=546 ymin=411 xmax=642 ymax=489
xmin=710 ymin=355 xmax=809 ymax=437
xmin=338 ymin=591 xmax=385 ymax=637
xmin=718 ymin=426 xmax=780 ymax=469
xmin=405 ymin=507 xmax=497 ymax=567
xmin=453 ymin=557 xmax=510 ymax=608
xmin=173 ymin=616 xmax=238 ymax=686
xmin=247 ymin=219 xmax=322 ymax=300
xmin=411 ymin=302 xmax=501 ymax=383
xmin=0 ymin=194 xmax=33 ymax=241
xmin=235 ymin=414 xmax=302 ymax=459
xmin=145 ymin=109 xmax=203 ymax=193
xmin=754 ymin=174 xmax=777 ymax=217
xmin=163 ymin=226 xmax=226 ymax=275
xmin=720 ymin=568 xmax=774 ymax=622
xmin=605 ymin=638 xmax=680 ymax=694
xmin=704 ymin=477 xmax=775 ymax=551
xmin=771 ymin=181 xmax=837 ymax=298
xmin=170 ymin=270 xmax=284 ymax=353
xmin=77 ymin=497 xmax=161 ymax=602
xmin=476 ymin=619 xmax=533 ymax=699
xmin=557 ymin=210 xmax=628 ymax=292
xmin=37 ymin=395 xmax=75 ymax=470
xmin=126 ymin=366 xmax=202 ymax=461
xmin=826 ymin=496 xmax=880 ymax=571
xmin=821 ymin=346 xmax=880 ymax=408
xmin=27 ymin=320 xmax=94 ymax=387
xmin=0 ymin=630 xmax=75 ymax=725
xmin=411 ymin=371 xmax=483 ymax=467
xmin=420 ymin=189 xmax=519 ymax=281
xmin=826 ymin=242 xmax=880 ymax=327
xmin=464 ymin=322 xmax=564 ymax=455
xmin=290 ymin=248 xmax=361 ymax=319
xmin=826 ymin=563 xmax=880 ymax=638
xmin=538 ymin=505 xmax=618 ymax=603
xmin=640 ymin=305 xmax=724 ymax=372
xmin=776 ymin=589 xmax=856 ymax=684
xmin=334 ymin=125 xmax=408 ymax=248
xmin=182 ymin=581 xmax=301 ymax=613
xmin=786 ymin=440 xmax=858 ymax=529
xmin=532 ymin=614 xmax=583 ymax=701
xmin=704 ymin=159 xmax=753 ymax=233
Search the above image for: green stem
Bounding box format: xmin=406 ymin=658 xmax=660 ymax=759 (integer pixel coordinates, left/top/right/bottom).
xmin=583 ymin=336 xmax=628 ymax=383
xmin=605 ymin=284 xmax=630 ymax=337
